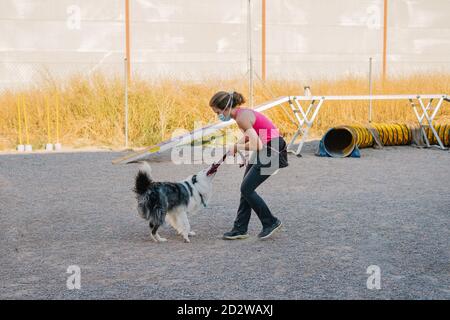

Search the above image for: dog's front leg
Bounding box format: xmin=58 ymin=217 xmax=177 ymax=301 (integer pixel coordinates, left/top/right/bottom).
xmin=179 ymin=211 xmax=192 ymax=243
xmin=183 ymin=211 xmax=196 ymax=236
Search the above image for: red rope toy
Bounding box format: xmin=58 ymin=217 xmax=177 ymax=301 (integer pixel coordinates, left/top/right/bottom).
xmin=206 ymin=152 xmax=245 ymax=176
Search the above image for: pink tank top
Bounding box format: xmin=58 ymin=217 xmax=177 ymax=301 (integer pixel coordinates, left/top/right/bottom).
xmin=236 ymin=108 xmax=280 ymax=144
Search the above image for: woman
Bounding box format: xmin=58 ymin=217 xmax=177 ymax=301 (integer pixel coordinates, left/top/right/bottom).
xmin=209 ymin=91 xmax=288 ymax=240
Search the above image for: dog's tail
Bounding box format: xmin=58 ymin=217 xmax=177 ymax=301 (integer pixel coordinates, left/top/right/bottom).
xmin=134 ymin=161 xmax=153 ymax=195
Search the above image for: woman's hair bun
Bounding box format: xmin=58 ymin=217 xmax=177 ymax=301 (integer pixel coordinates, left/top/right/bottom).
xmin=209 ymin=91 xmax=246 ymax=110
xmin=231 ymin=92 xmax=245 ymax=107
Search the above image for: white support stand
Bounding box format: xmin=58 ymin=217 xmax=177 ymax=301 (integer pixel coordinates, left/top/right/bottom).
xmin=409 ymin=96 xmax=446 ymax=149
xmin=286 ymin=96 xmax=325 ymax=156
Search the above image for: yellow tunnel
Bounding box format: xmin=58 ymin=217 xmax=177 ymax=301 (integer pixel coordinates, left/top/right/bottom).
xmin=322 ymin=123 xmax=450 ymax=157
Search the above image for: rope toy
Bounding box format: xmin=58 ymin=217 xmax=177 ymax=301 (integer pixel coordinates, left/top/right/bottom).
xmin=206 ymin=151 xmax=245 ymax=176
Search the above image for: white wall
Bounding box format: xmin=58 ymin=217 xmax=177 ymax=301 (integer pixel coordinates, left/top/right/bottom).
xmin=1 ymin=0 xmax=449 ymax=89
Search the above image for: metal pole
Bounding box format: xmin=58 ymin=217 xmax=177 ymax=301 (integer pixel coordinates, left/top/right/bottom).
xmin=369 ymin=57 xmax=373 ymax=123
xmin=247 ymin=0 xmax=254 ymax=107
xmin=261 ymin=0 xmax=266 ymax=81
xmin=382 ymin=0 xmax=388 ymax=81
xmin=125 ymin=0 xmax=131 ymax=81
xmin=124 ymin=57 xmax=129 ymax=149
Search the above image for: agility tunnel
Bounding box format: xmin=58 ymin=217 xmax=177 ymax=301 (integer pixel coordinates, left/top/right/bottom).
xmin=320 ymin=123 xmax=450 ymax=157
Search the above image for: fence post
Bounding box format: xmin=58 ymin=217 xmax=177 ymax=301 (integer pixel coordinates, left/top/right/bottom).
xmin=369 ymin=57 xmax=373 ymax=123
xmin=247 ymin=0 xmax=254 ymax=107
xmin=124 ymin=57 xmax=129 ymax=149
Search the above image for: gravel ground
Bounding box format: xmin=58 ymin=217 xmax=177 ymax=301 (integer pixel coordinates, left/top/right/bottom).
xmin=0 ymin=142 xmax=449 ymax=300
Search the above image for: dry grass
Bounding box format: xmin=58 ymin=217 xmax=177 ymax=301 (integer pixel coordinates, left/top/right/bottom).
xmin=1 ymin=73 xmax=449 ymax=151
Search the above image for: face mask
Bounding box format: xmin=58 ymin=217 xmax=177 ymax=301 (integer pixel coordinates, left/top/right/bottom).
xmin=217 ymin=92 xmax=234 ymax=122
xmin=218 ymin=112 xmax=230 ymax=122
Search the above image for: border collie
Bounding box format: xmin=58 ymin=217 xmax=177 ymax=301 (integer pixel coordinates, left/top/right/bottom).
xmin=134 ymin=162 xmax=216 ymax=243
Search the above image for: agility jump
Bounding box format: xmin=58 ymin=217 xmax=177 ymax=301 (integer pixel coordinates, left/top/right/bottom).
xmin=112 ymin=94 xmax=448 ymax=165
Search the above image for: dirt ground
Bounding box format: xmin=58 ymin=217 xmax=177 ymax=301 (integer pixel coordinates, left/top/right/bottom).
xmin=0 ymin=142 xmax=449 ymax=299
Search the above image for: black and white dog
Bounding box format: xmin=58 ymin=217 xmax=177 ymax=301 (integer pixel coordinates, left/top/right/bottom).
xmin=134 ymin=162 xmax=216 ymax=243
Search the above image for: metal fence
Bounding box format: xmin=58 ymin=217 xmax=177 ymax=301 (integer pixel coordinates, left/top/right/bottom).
xmin=1 ymin=0 xmax=450 ymax=150
xmin=1 ymin=0 xmax=450 ymax=91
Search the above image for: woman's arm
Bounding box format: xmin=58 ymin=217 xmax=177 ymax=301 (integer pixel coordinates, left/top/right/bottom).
xmin=234 ymin=128 xmax=262 ymax=152
xmin=229 ymin=110 xmax=263 ymax=155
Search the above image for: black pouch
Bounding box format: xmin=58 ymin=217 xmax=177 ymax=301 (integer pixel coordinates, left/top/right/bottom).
xmin=254 ymin=137 xmax=289 ymax=171
xmin=277 ymin=137 xmax=289 ymax=169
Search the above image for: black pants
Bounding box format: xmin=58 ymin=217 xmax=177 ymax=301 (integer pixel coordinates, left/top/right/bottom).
xmin=232 ymin=137 xmax=288 ymax=232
